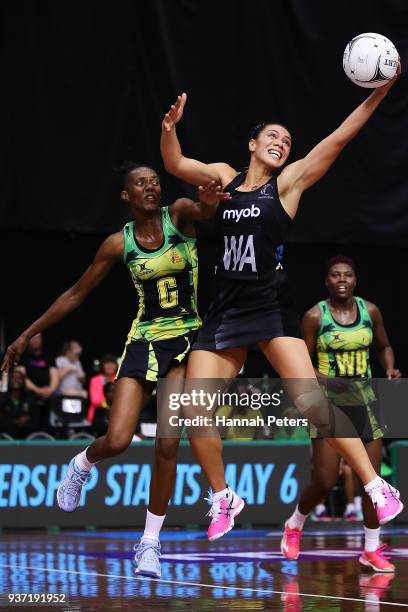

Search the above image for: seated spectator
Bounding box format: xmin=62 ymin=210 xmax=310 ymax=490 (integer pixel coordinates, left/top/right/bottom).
xmin=0 ymin=369 xmax=35 ymax=438
xmin=87 ymin=353 xmax=118 ymax=422
xmin=55 ymin=340 xmax=87 ymax=398
xmin=92 ymin=381 xmax=114 ymax=436
xmin=18 ymin=332 xmax=59 ymax=430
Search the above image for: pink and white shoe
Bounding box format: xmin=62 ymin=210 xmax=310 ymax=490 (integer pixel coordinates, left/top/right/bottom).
xmin=359 ymin=544 xmax=395 ymax=573
xmin=206 ymin=488 xmax=245 ymax=541
xmin=281 ymin=520 xmax=302 ymax=560
xmin=367 ymin=480 xmax=403 ymax=525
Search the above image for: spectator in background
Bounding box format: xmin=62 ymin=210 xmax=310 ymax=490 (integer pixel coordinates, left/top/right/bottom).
xmin=87 ymin=353 xmax=118 ymax=423
xmin=92 ymin=381 xmax=114 ymax=437
xmin=56 ymin=340 xmax=87 ymax=399
xmin=0 ymin=369 xmax=35 ymax=438
xmin=18 ymin=332 xmax=59 ymax=429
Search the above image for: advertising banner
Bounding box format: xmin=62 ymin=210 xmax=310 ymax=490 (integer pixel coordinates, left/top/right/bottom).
xmin=0 ymin=441 xmax=310 ymax=528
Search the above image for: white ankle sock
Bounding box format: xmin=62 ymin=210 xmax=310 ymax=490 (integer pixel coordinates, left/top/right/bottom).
xmin=212 ymin=487 xmax=229 ymax=502
xmin=288 ymin=505 xmax=308 ymax=530
xmin=345 ymin=503 xmax=355 ymax=515
xmin=315 ymin=504 xmax=326 ymax=515
xmin=74 ymin=448 xmax=97 ymax=472
xmin=364 ymin=476 xmax=382 ymax=494
xmin=142 ymin=510 xmax=166 ymax=543
xmin=364 ymin=526 xmax=380 ymax=552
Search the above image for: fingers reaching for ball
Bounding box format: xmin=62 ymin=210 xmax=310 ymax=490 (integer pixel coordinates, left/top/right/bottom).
xmin=198 ymin=181 xmax=231 ymax=207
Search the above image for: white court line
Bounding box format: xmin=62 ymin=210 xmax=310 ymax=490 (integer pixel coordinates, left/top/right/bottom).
xmin=0 ymin=563 xmax=407 ymax=607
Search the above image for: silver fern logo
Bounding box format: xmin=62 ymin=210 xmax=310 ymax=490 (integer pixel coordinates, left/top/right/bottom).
xmin=258 ymin=183 xmax=274 ymax=200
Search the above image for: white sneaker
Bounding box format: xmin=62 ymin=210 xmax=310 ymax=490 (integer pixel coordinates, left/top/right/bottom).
xmin=134 ymin=539 xmax=161 ymax=578
xmin=56 ymin=458 xmax=91 ymax=512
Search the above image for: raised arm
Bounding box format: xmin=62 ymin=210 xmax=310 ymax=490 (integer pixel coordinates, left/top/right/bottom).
xmin=1 ymin=232 xmax=123 ymax=371
xmin=170 ymin=180 xmax=232 ymax=228
xmin=161 ymin=93 xmax=237 ymax=188
xmin=278 ymin=65 xmax=401 ymax=217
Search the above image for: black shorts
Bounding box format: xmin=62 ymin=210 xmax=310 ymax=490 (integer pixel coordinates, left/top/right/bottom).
xmin=116 ymin=332 xmax=195 ymax=382
xmin=192 ymin=301 xmax=301 ymax=351
xmin=312 ymin=403 xmax=385 ymax=442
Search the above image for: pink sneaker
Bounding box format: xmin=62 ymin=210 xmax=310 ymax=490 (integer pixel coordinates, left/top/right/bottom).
xmin=206 ymin=488 xmax=245 ymax=541
xmin=280 ymin=520 xmax=302 ymax=560
xmin=368 ymin=480 xmax=404 ymax=525
xmin=359 ymin=545 xmax=395 ymax=573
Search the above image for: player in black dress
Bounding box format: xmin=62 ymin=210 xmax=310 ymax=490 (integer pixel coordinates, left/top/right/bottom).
xmin=160 ymin=65 xmax=403 ymax=531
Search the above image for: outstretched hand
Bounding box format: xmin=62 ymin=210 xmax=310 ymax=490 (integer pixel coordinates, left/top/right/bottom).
xmin=198 ymin=181 xmax=231 ymax=207
xmin=386 ymin=367 xmax=401 ymax=380
xmin=375 ymin=58 xmax=401 ymax=96
xmin=162 ymin=93 xmax=187 ymax=131
xmin=1 ymin=335 xmax=29 ymax=372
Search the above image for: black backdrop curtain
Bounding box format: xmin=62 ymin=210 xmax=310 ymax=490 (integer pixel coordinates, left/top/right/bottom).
xmin=1 ymin=1 xmax=408 ymax=243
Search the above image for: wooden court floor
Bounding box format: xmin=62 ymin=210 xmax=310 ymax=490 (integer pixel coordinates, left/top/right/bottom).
xmin=0 ymin=524 xmax=407 ymax=611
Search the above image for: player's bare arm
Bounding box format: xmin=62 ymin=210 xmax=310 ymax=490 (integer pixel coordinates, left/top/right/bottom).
xmin=278 ymin=62 xmax=401 ymax=218
xmin=1 ymin=232 xmax=123 ymax=371
xmin=161 ymin=93 xmax=237 ymax=188
xmin=366 ymin=301 xmax=401 ymax=379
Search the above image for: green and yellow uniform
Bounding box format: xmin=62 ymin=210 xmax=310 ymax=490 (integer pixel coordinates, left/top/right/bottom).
xmin=317 ymin=297 xmax=372 ymax=379
xmin=316 ymin=297 xmax=382 ymax=439
xmin=116 ymin=206 xmax=201 ymax=382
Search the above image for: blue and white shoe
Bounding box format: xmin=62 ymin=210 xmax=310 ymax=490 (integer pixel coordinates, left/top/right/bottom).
xmin=134 ymin=539 xmax=161 ymax=578
xmin=57 ymin=458 xmax=91 ymax=512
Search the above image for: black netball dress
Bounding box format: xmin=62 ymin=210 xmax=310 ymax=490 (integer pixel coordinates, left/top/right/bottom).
xmin=193 ymin=172 xmax=301 ymax=350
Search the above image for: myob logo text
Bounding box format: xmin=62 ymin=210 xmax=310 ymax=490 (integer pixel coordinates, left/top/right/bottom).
xmin=223 ymin=204 xmax=260 ymax=223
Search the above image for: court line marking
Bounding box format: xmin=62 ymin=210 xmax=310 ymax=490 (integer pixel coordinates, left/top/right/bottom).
xmin=0 ymin=563 xmax=407 ymax=607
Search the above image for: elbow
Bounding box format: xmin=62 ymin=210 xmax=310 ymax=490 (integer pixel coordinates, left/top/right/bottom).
xmin=66 ymin=287 xmax=85 ymax=310
xmin=162 ymin=156 xmax=174 ymax=172
xmin=161 ymin=151 xmax=184 ymax=177
xmin=164 ymin=157 xmax=182 ymax=177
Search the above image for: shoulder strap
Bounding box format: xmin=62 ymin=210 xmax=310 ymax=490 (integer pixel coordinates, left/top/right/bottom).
xmin=317 ymin=300 xmax=330 ymax=332
xmin=161 ymin=206 xmax=171 ymax=237
xmin=224 ymin=171 xmax=244 ymax=192
xmin=122 ymin=221 xmax=135 ymax=263
xmin=355 ymin=296 xmax=372 ymax=324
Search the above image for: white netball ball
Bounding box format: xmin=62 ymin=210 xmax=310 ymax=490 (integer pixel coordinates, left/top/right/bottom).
xmin=343 ymin=32 xmax=398 ymax=88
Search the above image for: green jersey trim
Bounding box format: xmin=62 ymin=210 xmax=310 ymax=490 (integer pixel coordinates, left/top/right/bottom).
xmin=122 ymin=206 xmax=196 ymax=264
xmin=162 ymin=206 xmax=196 ymax=244
xmin=318 ymin=297 xmax=372 ymax=332
xmin=122 ymin=207 xmax=168 ymax=261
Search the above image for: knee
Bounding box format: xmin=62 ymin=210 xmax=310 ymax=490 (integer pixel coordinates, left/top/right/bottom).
xmin=294 ymin=390 xmax=328 ymax=421
xmin=155 ymin=438 xmax=180 ymax=461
